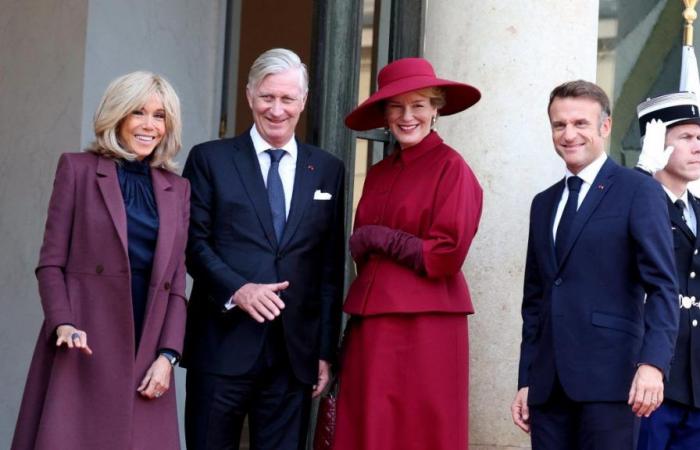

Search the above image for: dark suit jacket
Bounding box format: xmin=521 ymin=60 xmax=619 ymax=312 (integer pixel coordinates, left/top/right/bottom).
xmin=518 ymin=157 xmax=679 ymax=405
xmin=180 ymin=131 xmax=345 ymax=385
xmin=665 ymin=193 xmax=700 ymax=407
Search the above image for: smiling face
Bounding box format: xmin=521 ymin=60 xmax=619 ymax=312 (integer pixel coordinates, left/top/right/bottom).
xmin=385 ymin=90 xmax=438 ymax=149
xmin=549 ymin=96 xmax=611 ymax=174
xmin=117 ymin=94 xmax=166 ymax=160
xmin=246 ymin=69 xmax=306 ymax=148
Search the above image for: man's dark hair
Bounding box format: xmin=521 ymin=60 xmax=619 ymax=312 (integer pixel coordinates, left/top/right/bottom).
xmin=548 ymin=80 xmax=611 ymax=119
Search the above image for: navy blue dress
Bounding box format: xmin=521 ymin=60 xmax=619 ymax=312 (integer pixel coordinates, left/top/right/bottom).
xmin=117 ymin=158 xmax=159 ymax=349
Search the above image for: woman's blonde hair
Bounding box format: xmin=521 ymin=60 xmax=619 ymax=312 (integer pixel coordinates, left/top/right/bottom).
xmin=87 ymin=71 xmax=182 ymax=172
xmin=415 ymin=86 xmax=447 ymax=110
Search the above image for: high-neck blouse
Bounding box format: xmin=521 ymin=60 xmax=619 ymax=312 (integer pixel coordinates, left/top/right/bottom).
xmin=116 ymin=158 xmax=159 ymax=348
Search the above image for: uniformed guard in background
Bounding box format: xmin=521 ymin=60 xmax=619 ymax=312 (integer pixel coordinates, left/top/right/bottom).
xmin=636 ymin=91 xmax=700 ymax=449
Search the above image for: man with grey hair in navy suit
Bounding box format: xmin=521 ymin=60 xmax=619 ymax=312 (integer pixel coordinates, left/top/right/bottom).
xmin=181 ymin=48 xmax=345 ymax=450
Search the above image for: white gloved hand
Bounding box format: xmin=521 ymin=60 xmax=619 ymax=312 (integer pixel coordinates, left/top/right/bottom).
xmin=637 ymin=119 xmax=674 ymax=174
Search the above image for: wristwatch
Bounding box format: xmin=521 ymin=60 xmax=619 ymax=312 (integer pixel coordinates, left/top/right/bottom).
xmin=159 ymin=350 xmax=180 ymax=366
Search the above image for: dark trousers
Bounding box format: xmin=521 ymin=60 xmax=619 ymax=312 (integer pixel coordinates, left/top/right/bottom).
xmin=638 ymin=400 xmax=700 ymax=450
xmin=530 ymin=376 xmax=639 ymax=450
xmin=185 ymin=324 xmax=312 ymax=450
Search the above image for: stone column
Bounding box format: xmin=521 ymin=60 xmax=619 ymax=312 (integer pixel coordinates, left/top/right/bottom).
xmin=424 ymin=2 xmax=600 ymax=449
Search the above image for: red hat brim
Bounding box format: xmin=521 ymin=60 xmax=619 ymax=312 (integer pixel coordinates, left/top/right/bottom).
xmin=345 ymin=75 xmax=481 ymax=131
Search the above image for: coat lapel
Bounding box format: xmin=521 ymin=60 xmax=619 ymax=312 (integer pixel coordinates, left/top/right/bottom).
xmin=231 ymin=135 xmax=278 ymax=248
xmin=279 ymin=144 xmax=317 ymax=250
xmin=96 ymin=157 xmax=128 ymax=259
xmin=148 ymin=169 xmax=177 ymax=293
xmin=557 ymin=158 xmax=617 ymax=270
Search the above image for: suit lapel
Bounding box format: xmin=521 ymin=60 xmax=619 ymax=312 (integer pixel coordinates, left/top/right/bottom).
xmin=544 ymin=179 xmax=565 ymax=275
xmin=557 ymin=158 xmax=617 ymax=270
xmin=690 ymin=194 xmax=700 ymax=246
xmin=96 ymin=157 xmax=128 ymax=259
xmin=279 ymin=144 xmax=317 ymax=250
xmin=669 ymin=196 xmax=695 ymax=243
xmin=231 ymin=135 xmax=278 ymax=248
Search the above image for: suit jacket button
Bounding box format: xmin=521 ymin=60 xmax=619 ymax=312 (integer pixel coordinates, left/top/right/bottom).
xmin=164 ymin=282 xmax=171 ymax=290
xmin=96 ymin=265 xmax=104 ymax=274
xmin=554 ymin=278 xmax=562 ymax=286
xmin=692 ymin=272 xmax=697 ymax=279
xmin=695 ymin=249 xmax=699 ymax=256
xmin=693 ymin=319 xmax=698 ymax=327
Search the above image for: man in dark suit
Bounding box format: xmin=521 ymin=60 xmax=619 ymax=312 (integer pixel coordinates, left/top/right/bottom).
xmin=510 ymin=80 xmax=679 ymax=449
xmin=635 ymin=92 xmax=700 ymax=450
xmin=181 ymin=48 xmax=345 ymax=450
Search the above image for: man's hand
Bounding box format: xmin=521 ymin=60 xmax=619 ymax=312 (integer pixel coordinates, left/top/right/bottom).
xmin=312 ymin=360 xmax=331 ymax=398
xmin=637 ymin=119 xmax=674 ymax=174
xmin=233 ymin=281 xmax=289 ymax=323
xmin=511 ymin=387 xmax=530 ymax=433
xmin=628 ymin=364 xmax=664 ymax=417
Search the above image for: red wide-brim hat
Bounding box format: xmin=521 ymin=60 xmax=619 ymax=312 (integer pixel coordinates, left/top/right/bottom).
xmin=345 ymin=57 xmax=481 ymax=131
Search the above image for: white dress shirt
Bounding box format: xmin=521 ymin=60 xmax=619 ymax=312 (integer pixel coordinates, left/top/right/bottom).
xmin=662 ymin=185 xmax=697 ymax=235
xmin=225 ymin=126 xmax=298 ymax=310
xmin=552 ymin=152 xmax=608 ymax=242
xmin=250 ymin=124 xmax=297 ymax=219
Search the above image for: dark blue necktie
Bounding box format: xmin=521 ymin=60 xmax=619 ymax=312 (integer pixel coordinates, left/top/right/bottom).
xmin=675 ymin=199 xmax=688 ymax=223
xmin=555 ymin=176 xmax=583 ymax=264
xmin=266 ymin=149 xmax=286 ymax=242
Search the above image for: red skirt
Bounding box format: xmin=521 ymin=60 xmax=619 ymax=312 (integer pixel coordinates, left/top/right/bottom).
xmin=332 ymin=313 xmax=469 ymax=450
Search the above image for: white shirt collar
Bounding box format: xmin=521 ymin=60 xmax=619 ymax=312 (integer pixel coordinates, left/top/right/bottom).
xmin=565 ymin=152 xmax=608 ymax=186
xmin=250 ymin=124 xmax=298 ymax=159
xmin=661 ymin=185 xmax=689 ymax=206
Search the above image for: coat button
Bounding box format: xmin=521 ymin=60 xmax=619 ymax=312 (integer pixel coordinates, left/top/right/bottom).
xmin=164 ymin=282 xmax=171 ymax=290
xmin=554 ymin=278 xmax=562 ymax=286
xmin=692 ymin=272 xmax=697 ymax=279
xmin=694 ymin=320 xmax=698 ymax=327
xmin=96 ymin=265 xmax=104 ymax=274
xmin=695 ymin=249 xmax=699 ymax=256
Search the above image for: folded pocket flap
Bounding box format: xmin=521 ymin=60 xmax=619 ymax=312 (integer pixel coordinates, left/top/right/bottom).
xmin=591 ymin=311 xmax=642 ymax=337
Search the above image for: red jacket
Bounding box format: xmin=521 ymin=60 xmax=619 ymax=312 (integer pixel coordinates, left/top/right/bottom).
xmin=344 ymin=132 xmax=483 ymax=316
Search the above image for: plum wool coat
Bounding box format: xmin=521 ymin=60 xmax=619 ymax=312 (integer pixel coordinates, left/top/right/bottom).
xmin=12 ymin=152 xmax=190 ymax=450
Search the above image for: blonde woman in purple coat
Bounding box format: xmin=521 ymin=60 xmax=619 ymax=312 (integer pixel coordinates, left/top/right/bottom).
xmin=12 ymin=71 xmax=190 ymax=450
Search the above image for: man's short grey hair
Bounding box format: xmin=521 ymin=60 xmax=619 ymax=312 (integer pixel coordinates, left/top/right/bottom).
xmin=246 ymin=48 xmax=308 ymax=96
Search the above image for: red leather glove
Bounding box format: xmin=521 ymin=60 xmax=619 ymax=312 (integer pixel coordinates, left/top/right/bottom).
xmin=349 ymin=225 xmax=424 ymax=272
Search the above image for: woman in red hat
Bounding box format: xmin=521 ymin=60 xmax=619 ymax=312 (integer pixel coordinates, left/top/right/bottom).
xmin=332 ymin=58 xmax=483 ymax=449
